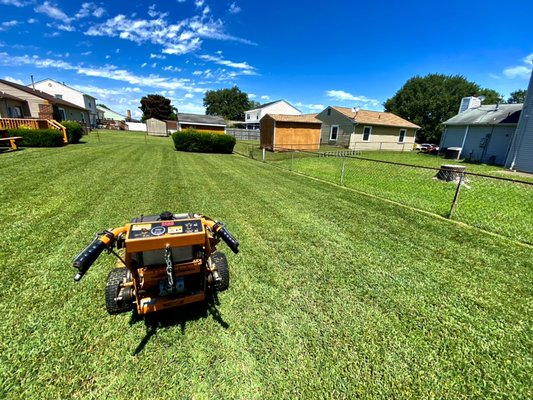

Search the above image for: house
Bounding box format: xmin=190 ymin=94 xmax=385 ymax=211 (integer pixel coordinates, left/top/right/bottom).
xmin=260 ymin=114 xmax=322 ymax=151
xmin=96 ymin=106 xmax=127 ymax=122
xmin=244 ymin=100 xmax=301 ymax=130
xmin=440 ymin=101 xmax=522 ymax=165
xmin=0 ymin=79 xmax=90 ymax=124
xmin=505 ymin=72 xmax=533 ymax=173
xmin=316 ymin=107 xmax=420 ymax=151
xmin=31 ymin=79 xmax=97 ymax=127
xmin=173 ymin=113 xmax=226 ymax=134
xmin=0 ymin=91 xmax=28 ymax=118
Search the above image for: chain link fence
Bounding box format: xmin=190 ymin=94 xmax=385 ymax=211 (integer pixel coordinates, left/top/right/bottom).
xmin=235 ymin=144 xmax=533 ymax=245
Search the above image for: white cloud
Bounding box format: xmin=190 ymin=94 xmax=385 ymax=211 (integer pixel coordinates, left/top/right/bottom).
xmin=176 ymin=102 xmax=205 ymax=114
xmin=27 ymin=18 xmax=37 ymax=23
xmin=163 ymin=65 xmax=182 ymax=72
xmin=326 ymin=90 xmax=380 ymax=106
xmin=248 ymin=93 xmax=256 ymax=99
xmin=195 ymin=0 xmax=204 ymax=8
xmin=0 ymin=52 xmax=206 ymax=93
xmin=184 ymin=93 xmax=194 ymax=98
xmin=0 ymin=20 xmax=19 ymax=31
xmin=35 ymin=2 xmax=71 ymax=22
xmin=141 ymin=62 xmax=147 ymax=67
xmin=85 ymin=12 xmax=255 ymax=58
xmin=503 ymin=66 xmax=532 ymax=79
xmin=199 ymin=54 xmax=257 ymax=74
xmin=150 ymin=53 xmax=167 ymax=59
xmin=0 ymin=0 xmax=26 ymax=6
xmin=81 ymin=51 xmax=92 ymax=56
xmin=295 ymin=102 xmax=325 ymax=112
xmin=260 ymin=95 xmax=270 ymax=100
xmin=229 ymin=2 xmax=241 ymax=14
xmin=488 ymin=73 xmax=501 ymax=80
xmin=3 ymin=75 xmax=24 ymax=84
xmin=502 ymin=53 xmax=533 ymax=79
xmin=76 ymin=2 xmax=106 ymax=19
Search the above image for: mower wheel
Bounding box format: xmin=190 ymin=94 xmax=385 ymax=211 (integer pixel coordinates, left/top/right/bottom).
xmin=105 ymin=268 xmax=133 ymax=315
xmin=212 ymin=252 xmax=230 ymax=292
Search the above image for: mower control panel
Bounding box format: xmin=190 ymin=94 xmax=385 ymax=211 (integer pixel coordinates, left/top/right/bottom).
xmin=127 ymin=219 xmax=203 ymax=240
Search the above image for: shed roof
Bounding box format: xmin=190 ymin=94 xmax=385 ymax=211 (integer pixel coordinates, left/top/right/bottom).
xmin=265 ymin=113 xmax=321 ymax=124
xmin=0 ymin=79 xmax=87 ymax=111
xmin=331 ymin=107 xmax=421 ymax=129
xmin=177 ymin=113 xmax=226 ymax=126
xmin=443 ymin=104 xmax=522 ymax=126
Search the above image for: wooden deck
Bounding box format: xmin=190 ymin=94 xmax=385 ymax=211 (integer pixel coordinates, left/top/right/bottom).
xmin=0 ymin=118 xmax=68 ymax=143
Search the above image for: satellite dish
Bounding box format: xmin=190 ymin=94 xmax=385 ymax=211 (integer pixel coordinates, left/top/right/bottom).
xmin=355 ymin=106 xmax=360 ymax=113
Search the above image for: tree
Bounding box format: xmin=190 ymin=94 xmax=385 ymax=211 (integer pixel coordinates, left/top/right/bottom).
xmin=507 ymin=89 xmax=527 ymax=104
xmin=139 ymin=94 xmax=173 ymax=122
xmin=203 ymin=86 xmax=255 ymax=120
xmin=384 ymin=74 xmax=503 ymax=143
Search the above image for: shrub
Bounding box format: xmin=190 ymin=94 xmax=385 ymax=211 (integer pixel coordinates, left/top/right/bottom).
xmin=61 ymin=120 xmax=83 ymax=144
xmin=8 ymin=128 xmax=64 ymax=147
xmin=172 ymin=130 xmax=236 ymax=154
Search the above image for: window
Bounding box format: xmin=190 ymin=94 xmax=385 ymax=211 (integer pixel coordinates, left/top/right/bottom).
xmin=58 ymin=108 xmax=66 ymax=121
xmin=398 ymin=129 xmax=406 ymax=143
xmin=246 ymin=114 xmax=250 ymax=120
xmin=8 ymin=106 xmax=22 ymax=118
xmin=329 ymin=125 xmax=339 ymax=141
xmin=362 ymin=126 xmax=372 ymax=141
xmin=327 ymin=108 xmax=331 ymax=116
xmin=55 ymin=94 xmax=63 ymax=99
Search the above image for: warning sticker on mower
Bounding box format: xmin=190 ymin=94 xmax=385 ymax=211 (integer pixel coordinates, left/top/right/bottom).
xmin=168 ymin=226 xmax=184 ymax=234
xmin=131 ymin=224 xmax=151 ymax=231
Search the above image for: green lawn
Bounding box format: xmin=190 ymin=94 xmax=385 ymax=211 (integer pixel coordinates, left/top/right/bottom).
xmin=261 ymin=151 xmax=532 ymax=244
xmin=1 ymin=131 xmax=532 ymax=399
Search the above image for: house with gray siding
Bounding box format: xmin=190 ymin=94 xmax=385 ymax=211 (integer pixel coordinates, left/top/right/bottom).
xmin=440 ymin=103 xmax=522 ymax=165
xmin=505 ymin=71 xmax=533 ymax=173
xmin=316 ymin=106 xmax=420 ymax=151
xmin=0 ymin=79 xmax=89 ymax=124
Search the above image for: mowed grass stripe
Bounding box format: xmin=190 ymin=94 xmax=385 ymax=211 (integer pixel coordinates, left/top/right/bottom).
xmin=0 ymin=131 xmax=531 ymax=399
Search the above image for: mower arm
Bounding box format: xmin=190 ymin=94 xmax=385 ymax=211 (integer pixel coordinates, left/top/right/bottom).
xmin=72 ymin=227 xmax=127 ymax=281
xmin=210 ymin=222 xmax=239 ymax=254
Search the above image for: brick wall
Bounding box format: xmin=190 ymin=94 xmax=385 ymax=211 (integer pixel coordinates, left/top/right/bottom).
xmin=38 ymin=102 xmax=53 ymax=119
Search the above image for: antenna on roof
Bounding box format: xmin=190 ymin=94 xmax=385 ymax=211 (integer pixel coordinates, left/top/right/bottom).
xmin=30 ymin=75 xmax=35 ymax=91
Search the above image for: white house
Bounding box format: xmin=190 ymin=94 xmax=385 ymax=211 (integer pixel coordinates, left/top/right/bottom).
xmin=505 ymin=71 xmax=533 ymax=173
xmin=244 ymin=100 xmax=301 ymax=130
xmin=31 ymin=79 xmax=97 ymax=127
xmin=440 ymin=100 xmax=522 ymax=165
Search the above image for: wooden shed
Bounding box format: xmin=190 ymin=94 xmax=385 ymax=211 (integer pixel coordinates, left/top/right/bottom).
xmin=146 ymin=118 xmax=168 ymax=136
xmin=260 ymin=114 xmax=322 ymax=151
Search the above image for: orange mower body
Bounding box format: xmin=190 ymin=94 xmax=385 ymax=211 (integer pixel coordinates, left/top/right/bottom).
xmin=72 ymin=212 xmax=239 ymax=315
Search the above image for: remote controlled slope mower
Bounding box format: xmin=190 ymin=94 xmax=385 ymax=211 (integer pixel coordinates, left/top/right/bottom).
xmin=72 ymin=212 xmax=239 ymax=315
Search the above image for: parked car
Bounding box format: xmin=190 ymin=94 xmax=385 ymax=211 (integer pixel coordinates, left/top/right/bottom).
xmin=418 ymin=143 xmax=439 ymax=153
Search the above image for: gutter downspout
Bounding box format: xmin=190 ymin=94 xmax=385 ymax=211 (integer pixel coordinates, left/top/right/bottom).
xmin=459 ymin=125 xmax=469 ymax=158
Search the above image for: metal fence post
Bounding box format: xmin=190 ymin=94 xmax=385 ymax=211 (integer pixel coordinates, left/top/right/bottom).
xmin=262 ymin=147 xmax=266 ymax=162
xmin=448 ymin=173 xmax=464 ymax=219
xmin=340 ymin=157 xmax=347 ymax=186
xmin=290 ymin=151 xmax=294 ymax=171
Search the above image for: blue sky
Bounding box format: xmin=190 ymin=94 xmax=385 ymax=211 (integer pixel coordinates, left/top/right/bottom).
xmin=0 ymin=0 xmax=531 ymax=119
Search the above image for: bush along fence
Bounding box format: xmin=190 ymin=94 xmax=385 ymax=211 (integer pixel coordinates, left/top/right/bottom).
xmin=234 ymin=143 xmax=533 ymax=245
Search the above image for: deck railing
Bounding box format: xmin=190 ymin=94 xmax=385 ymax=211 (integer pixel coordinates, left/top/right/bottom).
xmin=0 ymin=118 xmax=68 ymax=143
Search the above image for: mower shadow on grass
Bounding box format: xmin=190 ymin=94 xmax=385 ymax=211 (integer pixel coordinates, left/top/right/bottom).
xmin=130 ymin=291 xmax=229 ymax=356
